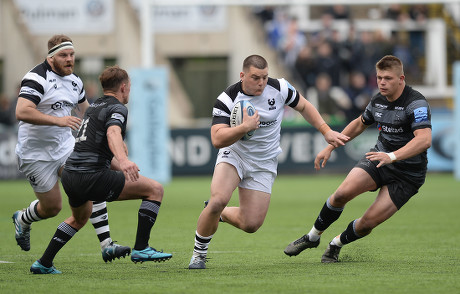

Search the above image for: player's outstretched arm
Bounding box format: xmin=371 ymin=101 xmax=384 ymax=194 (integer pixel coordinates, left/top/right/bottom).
xmin=314 ymin=116 xmax=368 ymax=170
xmin=294 ymin=95 xmax=349 ymax=147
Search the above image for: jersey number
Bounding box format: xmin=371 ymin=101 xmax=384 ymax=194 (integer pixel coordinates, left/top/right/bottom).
xmin=75 ymin=118 xmax=89 ymax=143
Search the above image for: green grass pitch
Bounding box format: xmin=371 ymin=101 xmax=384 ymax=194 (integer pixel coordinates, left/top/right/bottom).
xmin=1 ymin=173 xmax=459 ymax=293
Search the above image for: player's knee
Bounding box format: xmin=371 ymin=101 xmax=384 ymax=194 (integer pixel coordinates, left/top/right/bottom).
xmin=331 ymin=190 xmax=349 ymax=207
xmin=147 ymin=180 xmax=164 ymax=201
xmin=40 ymin=203 xmax=62 ymax=218
xmin=241 ymin=222 xmax=262 ymax=233
xmin=206 ymin=198 xmax=227 ymax=214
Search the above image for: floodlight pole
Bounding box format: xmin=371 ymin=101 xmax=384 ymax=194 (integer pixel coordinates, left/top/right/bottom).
xmin=141 ymin=0 xmax=154 ymax=68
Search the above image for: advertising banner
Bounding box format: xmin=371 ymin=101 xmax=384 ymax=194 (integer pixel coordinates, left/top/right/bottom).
xmin=15 ymin=0 xmax=114 ymax=34
xmin=128 ymin=67 xmax=171 ymax=183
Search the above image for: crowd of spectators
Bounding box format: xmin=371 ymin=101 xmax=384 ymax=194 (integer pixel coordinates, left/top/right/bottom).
xmin=254 ymin=4 xmax=429 ymax=125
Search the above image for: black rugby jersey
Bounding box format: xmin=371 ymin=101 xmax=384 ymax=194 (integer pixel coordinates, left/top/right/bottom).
xmin=362 ymin=85 xmax=431 ymax=172
xmin=65 ymin=95 xmax=128 ymax=172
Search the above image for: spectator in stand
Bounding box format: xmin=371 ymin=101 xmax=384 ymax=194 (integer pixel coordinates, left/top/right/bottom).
xmin=326 ymin=5 xmax=351 ymax=20
xmin=278 ymin=16 xmax=307 ymax=69
xmin=409 ymin=4 xmax=428 ymax=22
xmin=306 ymin=72 xmax=351 ymax=125
xmin=344 ymin=71 xmax=374 ymax=122
xmin=315 ymin=41 xmax=341 ymax=87
xmin=385 ymin=4 xmax=410 ymax=22
xmin=295 ymin=45 xmax=317 ymax=90
xmin=265 ymin=8 xmax=289 ymax=50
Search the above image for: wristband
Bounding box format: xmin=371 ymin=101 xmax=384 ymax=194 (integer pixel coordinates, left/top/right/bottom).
xmin=387 ymin=152 xmax=397 ymax=162
xmin=319 ymin=123 xmax=331 ymax=135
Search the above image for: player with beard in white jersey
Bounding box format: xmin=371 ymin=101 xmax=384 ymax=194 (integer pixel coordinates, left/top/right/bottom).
xmin=188 ymin=54 xmax=350 ymax=269
xmin=12 ymin=34 xmax=129 ymax=263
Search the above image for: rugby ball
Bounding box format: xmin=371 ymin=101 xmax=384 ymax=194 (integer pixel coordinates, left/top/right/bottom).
xmin=230 ymin=100 xmax=256 ymax=141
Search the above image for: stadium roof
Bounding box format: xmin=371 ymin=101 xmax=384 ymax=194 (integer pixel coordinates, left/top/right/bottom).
xmin=148 ymin=0 xmax=460 ymax=6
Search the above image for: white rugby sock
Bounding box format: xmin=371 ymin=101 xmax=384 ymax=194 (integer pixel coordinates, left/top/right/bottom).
xmin=307 ymin=226 xmax=322 ymax=242
xmin=331 ymin=235 xmax=343 ymax=247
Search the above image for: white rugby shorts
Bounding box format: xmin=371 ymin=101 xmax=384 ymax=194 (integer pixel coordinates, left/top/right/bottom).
xmin=215 ymin=147 xmax=277 ymax=194
xmin=17 ymin=150 xmax=71 ymax=193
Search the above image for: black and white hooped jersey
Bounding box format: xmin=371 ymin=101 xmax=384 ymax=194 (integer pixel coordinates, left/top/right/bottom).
xmin=362 ymin=85 xmax=431 ymax=172
xmin=65 ymin=95 xmax=128 ymax=172
xmin=15 ymin=60 xmax=86 ymax=161
xmin=212 ymin=78 xmax=300 ymax=161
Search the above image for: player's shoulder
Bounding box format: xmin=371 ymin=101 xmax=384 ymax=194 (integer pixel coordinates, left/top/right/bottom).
xmin=28 ymin=61 xmax=49 ymax=79
xmin=267 ymin=77 xmax=281 ymax=91
xmin=107 ymin=97 xmax=128 ymax=114
xmin=404 ymin=85 xmax=426 ymax=102
xmin=223 ymin=81 xmax=243 ymax=101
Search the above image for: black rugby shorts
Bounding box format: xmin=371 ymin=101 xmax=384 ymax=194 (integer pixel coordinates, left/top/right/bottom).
xmin=355 ymin=155 xmax=425 ymax=210
xmin=61 ymin=169 xmax=125 ymax=207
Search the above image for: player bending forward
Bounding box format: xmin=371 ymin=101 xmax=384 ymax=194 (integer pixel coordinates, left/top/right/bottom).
xmin=284 ymin=55 xmax=432 ymax=263
xmin=188 ymin=54 xmax=349 ymax=269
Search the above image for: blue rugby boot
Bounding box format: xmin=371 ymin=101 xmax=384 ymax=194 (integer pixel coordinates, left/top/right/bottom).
xmin=30 ymin=260 xmax=62 ymax=274
xmin=131 ymin=247 xmax=172 ymax=263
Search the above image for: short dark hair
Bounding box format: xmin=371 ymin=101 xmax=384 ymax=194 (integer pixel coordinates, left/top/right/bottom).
xmin=376 ymin=55 xmax=404 ymax=75
xmin=99 ymin=66 xmax=129 ymax=92
xmin=243 ymin=55 xmax=268 ymax=71
xmin=47 ymin=34 xmax=72 ymax=51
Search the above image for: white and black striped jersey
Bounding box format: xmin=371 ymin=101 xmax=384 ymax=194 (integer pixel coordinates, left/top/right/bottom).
xmin=362 ymin=85 xmax=431 ymax=173
xmin=65 ymin=95 xmax=128 ymax=172
xmin=212 ymin=78 xmax=300 ymax=161
xmin=15 ymin=60 xmax=86 ymax=161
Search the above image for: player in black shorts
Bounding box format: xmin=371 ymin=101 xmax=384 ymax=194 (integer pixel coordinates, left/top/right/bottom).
xmin=30 ymin=66 xmax=172 ymax=274
xmin=284 ymin=55 xmax=432 ymax=263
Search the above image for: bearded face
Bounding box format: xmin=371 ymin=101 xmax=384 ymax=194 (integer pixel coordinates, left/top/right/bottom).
xmin=48 ymin=48 xmax=75 ymax=76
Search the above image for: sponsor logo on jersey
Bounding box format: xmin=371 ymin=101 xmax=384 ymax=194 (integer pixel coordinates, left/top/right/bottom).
xmin=395 ymin=106 xmax=404 ymax=110
xmin=111 ymin=113 xmax=125 ymax=123
xmin=375 ymin=112 xmax=382 ymax=118
xmin=51 ymin=101 xmax=75 ymax=110
xmin=414 ymin=107 xmax=429 ymax=123
xmin=90 ymin=102 xmax=107 ymax=108
xmin=20 ymin=88 xmax=38 ymax=95
xmin=259 ymin=120 xmax=277 ymax=127
xmin=380 ymin=125 xmax=404 ymax=133
xmin=72 ymin=81 xmax=78 ymax=92
xmin=213 ymin=109 xmax=224 ymax=116
xmin=268 ymin=98 xmax=276 ymax=110
xmin=375 ymin=103 xmax=388 ymax=109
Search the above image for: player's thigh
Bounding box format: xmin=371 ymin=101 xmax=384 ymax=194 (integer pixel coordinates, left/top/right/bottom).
xmin=238 ymin=188 xmax=271 ymax=222
xmin=117 ymin=175 xmax=163 ymax=202
xmin=332 ymin=167 xmax=378 ymax=204
xmin=360 ymin=186 xmax=398 ymax=229
xmin=210 ymin=162 xmax=240 ymax=202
